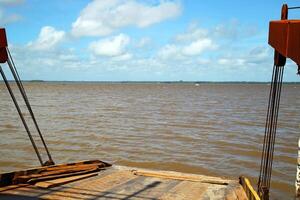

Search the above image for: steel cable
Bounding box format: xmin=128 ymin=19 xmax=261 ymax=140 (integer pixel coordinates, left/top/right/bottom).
xmin=258 ymin=65 xmax=284 ymax=199
xmin=0 ymin=66 xmax=43 ymax=165
xmin=6 ymin=47 xmax=54 ymax=165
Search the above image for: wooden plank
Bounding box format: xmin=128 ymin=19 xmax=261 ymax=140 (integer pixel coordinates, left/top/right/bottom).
xmin=232 ymin=185 xmax=248 ymax=200
xmin=40 ymin=170 xmax=137 ymax=199
xmin=0 ymin=184 xmax=51 ymax=197
xmin=1 ymin=166 xmax=252 ymax=200
xmin=159 ymin=181 xmax=208 ymax=200
xmin=0 ymin=184 xmax=29 ymax=193
xmin=0 ymin=160 xmax=111 ymax=187
xmin=0 ymin=159 xmax=111 ymax=187
xmin=35 ymin=173 xmax=98 ymax=188
xmin=41 ymin=163 xmax=108 ymax=172
xmin=27 ymin=166 xmax=99 ymax=184
xmin=140 ymin=179 xmax=179 ymax=199
xmin=224 ymin=186 xmax=239 ymax=200
xmin=15 ymin=166 xmax=101 ymax=184
xmin=223 ymin=181 xmax=248 ymax=200
xmin=132 ymin=169 xmax=230 ymax=185
xmin=201 ymin=184 xmax=227 ymax=199
xmin=103 ymin=176 xmax=179 ymax=200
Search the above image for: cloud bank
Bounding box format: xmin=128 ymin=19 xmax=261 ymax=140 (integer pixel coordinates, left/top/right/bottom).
xmin=71 ymin=0 xmax=181 ymax=37
xmin=27 ymin=26 xmax=66 ymax=51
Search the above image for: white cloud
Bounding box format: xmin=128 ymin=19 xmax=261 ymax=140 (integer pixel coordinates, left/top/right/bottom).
xmin=89 ymin=33 xmax=130 ymax=57
xmin=213 ymin=19 xmax=258 ymax=40
xmin=71 ymin=0 xmax=181 ymax=37
xmin=247 ymin=46 xmax=270 ymax=64
xmin=217 ymin=46 xmax=271 ymax=69
xmin=213 ymin=20 xmax=239 ymax=39
xmin=175 ymin=23 xmax=208 ymax=42
xmin=182 ymin=38 xmax=217 ymax=56
xmin=158 ymin=36 xmax=217 ymax=60
xmin=136 ymin=37 xmax=151 ymax=48
xmin=217 ymin=58 xmax=246 ymax=67
xmin=158 ymin=44 xmax=180 ymax=59
xmin=9 ymin=14 xmax=277 ymax=81
xmin=158 ymin=22 xmax=218 ymax=60
xmin=27 ymin=26 xmax=66 ymax=51
xmin=112 ymin=53 xmax=132 ymax=61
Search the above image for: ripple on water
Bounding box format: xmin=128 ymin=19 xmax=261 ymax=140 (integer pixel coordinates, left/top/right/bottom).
xmin=0 ymin=83 xmax=299 ymax=199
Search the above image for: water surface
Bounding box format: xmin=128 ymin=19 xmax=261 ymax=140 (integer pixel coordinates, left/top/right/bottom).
xmin=0 ymin=82 xmax=299 ymax=199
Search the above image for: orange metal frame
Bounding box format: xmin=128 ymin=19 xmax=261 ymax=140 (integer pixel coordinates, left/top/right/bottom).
xmin=269 ymin=4 xmax=300 ymax=68
xmin=269 ymin=20 xmax=300 ymax=66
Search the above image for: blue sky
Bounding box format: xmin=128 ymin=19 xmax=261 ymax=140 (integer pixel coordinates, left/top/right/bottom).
xmin=1 ymin=0 xmax=300 ymax=81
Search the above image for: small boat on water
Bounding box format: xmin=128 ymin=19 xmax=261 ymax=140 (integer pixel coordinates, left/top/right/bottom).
xmin=1 ymin=4 xmax=300 ymax=200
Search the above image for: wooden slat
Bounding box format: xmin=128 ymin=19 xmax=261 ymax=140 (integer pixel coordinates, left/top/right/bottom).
xmin=0 ymin=165 xmax=252 ymax=200
xmin=132 ymin=169 xmax=229 ymax=185
xmin=28 ymin=167 xmax=99 ymax=184
xmin=0 ymin=184 xmax=29 ymax=193
xmin=104 ymin=176 xmax=179 ymax=199
xmin=232 ymin=185 xmax=248 ymax=200
xmin=159 ymin=181 xmax=208 ymax=200
xmin=0 ymin=184 xmax=51 ymax=197
xmin=224 ymin=185 xmax=239 ymax=200
xmin=41 ymin=163 xmax=107 ymax=172
xmin=201 ymin=184 xmax=227 ymax=199
xmin=40 ymin=170 xmax=137 ymax=200
xmin=15 ymin=166 xmax=101 ymax=184
xmin=35 ymin=173 xmax=98 ymax=188
xmin=0 ymin=159 xmax=111 ymax=187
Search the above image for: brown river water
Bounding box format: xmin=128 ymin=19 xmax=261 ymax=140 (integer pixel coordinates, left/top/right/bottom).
xmin=0 ymin=82 xmax=299 ymax=199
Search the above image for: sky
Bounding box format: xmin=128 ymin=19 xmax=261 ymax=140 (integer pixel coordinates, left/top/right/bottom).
xmin=1 ymin=0 xmax=300 ymax=81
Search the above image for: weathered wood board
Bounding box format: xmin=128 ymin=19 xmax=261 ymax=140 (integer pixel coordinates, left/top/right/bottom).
xmin=0 ymin=164 xmax=250 ymax=200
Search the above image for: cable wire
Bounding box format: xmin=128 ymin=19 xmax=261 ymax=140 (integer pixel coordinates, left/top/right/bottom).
xmin=0 ymin=66 xmax=43 ymax=165
xmin=258 ymin=65 xmax=284 ymax=200
xmin=6 ymin=48 xmax=54 ymax=165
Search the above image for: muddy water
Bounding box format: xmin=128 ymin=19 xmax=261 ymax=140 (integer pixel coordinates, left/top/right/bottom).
xmin=0 ymin=82 xmax=299 ymax=199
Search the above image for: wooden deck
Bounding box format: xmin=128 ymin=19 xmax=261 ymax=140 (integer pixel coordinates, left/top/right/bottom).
xmin=0 ymin=163 xmax=249 ymax=200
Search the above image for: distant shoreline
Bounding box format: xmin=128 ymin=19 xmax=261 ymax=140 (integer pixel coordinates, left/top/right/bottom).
xmin=0 ymin=80 xmax=300 ymax=84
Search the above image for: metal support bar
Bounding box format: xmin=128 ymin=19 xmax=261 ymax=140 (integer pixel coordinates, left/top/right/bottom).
xmin=6 ymin=48 xmax=54 ymax=165
xmin=288 ymin=6 xmax=300 ymax=10
xmin=0 ymin=66 xmax=43 ymax=166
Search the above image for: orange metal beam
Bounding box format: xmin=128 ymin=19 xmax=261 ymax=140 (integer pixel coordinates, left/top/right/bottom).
xmin=269 ymin=20 xmax=300 ymax=66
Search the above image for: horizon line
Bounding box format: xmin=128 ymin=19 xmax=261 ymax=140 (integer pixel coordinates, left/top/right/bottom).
xmin=1 ymin=80 xmax=300 ymax=84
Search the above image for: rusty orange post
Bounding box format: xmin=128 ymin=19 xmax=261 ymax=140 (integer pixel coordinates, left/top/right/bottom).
xmin=0 ymin=28 xmax=8 ymax=63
